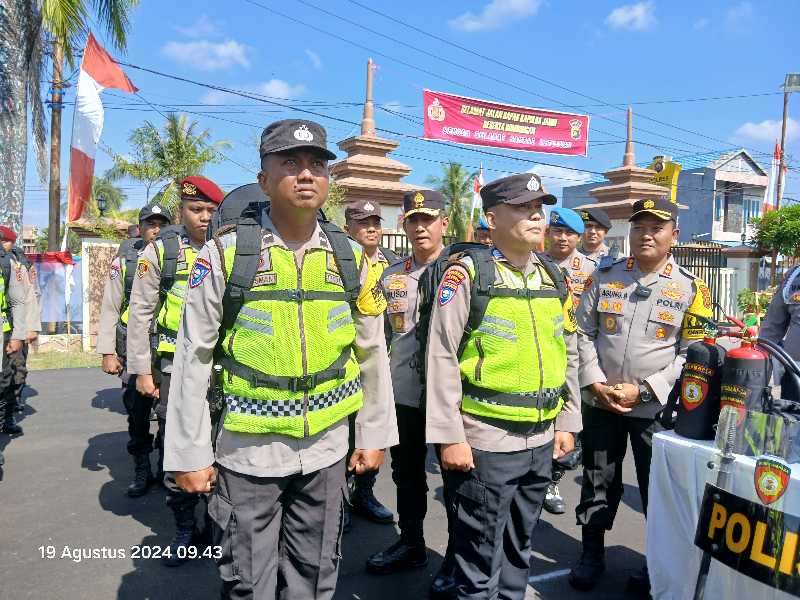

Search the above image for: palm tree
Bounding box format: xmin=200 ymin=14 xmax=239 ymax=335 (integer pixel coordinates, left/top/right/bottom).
xmin=426 ymin=162 xmax=474 ymax=242
xmin=0 ymin=0 xmax=138 ymax=246
xmin=111 ymin=113 xmax=230 ymax=215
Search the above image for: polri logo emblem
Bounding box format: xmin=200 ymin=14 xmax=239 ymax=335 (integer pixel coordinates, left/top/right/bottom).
xmin=754 ymin=458 xmax=790 ymax=505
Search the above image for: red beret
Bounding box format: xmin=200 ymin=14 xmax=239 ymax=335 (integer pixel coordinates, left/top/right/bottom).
xmin=180 ymin=176 xmax=224 ymax=204
xmin=0 ymin=226 xmax=17 ymax=242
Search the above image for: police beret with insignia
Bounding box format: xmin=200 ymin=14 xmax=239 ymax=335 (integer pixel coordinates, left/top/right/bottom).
xmin=630 ymin=197 xmax=677 ymax=222
xmin=549 ymin=208 xmax=584 ymax=234
xmin=0 ymin=225 xmax=17 ymax=243
xmin=480 ymin=173 xmax=557 ymax=210
xmin=180 ymin=176 xmax=224 ymax=204
xmin=259 ymin=119 xmax=336 ymax=160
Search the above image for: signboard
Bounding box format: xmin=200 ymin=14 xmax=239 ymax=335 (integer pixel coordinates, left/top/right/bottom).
xmin=695 ymin=483 xmax=800 ymax=596
xmin=648 ymin=155 xmax=682 ymax=202
xmin=423 ymin=90 xmax=590 ymax=157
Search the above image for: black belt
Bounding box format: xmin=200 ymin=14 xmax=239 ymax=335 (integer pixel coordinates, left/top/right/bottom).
xmin=241 ymin=289 xmax=347 ymax=303
xmin=462 ymin=381 xmax=564 ymax=412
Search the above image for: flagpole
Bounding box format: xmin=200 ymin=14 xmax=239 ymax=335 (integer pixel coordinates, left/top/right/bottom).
xmin=776 ymin=89 xmax=789 ymax=209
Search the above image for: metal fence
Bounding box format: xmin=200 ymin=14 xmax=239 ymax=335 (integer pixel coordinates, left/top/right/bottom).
xmin=671 ymin=241 xmax=728 ymax=319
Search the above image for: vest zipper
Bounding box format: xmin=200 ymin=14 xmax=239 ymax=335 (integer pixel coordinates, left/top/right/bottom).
xmin=297 ymin=252 xmax=310 ymax=437
xmin=474 ymin=337 xmax=485 ymax=381
xmin=526 ymin=270 xmax=545 ymax=398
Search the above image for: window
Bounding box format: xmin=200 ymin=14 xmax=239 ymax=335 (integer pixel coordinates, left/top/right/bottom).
xmin=720 ymin=182 xmax=744 ymax=233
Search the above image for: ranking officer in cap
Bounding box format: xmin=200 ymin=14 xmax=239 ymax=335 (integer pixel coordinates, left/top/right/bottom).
xmin=342 ymin=198 xmax=396 ymax=527
xmin=97 ymin=201 xmax=172 ymax=497
xmin=425 ymin=173 xmax=581 ymax=599
xmin=367 ymin=190 xmax=456 ymax=598
xmin=569 ymin=197 xmax=713 ymax=594
xmin=163 ymin=119 xmax=397 ymax=599
xmin=761 ymin=263 xmax=800 ymax=379
xmin=127 ymin=176 xmax=222 ymax=565
xmin=578 ymin=207 xmax=614 ymax=261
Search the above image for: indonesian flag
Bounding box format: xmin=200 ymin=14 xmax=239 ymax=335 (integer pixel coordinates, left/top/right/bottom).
xmin=67 ymin=33 xmax=137 ymax=222
xmin=762 ymin=141 xmax=782 ymax=214
xmin=471 ymin=164 xmax=484 ymax=218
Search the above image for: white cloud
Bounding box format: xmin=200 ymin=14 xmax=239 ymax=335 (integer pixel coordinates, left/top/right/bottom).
xmin=527 ymin=164 xmax=593 ymax=195
xmin=725 ymin=1 xmax=753 ymax=27
xmin=161 ymin=40 xmax=250 ymax=71
xmin=605 ymin=1 xmax=656 ymax=32
xmin=733 ymin=117 xmax=799 ymax=145
xmin=448 ymin=0 xmax=543 ymax=32
xmin=201 ymin=79 xmax=307 ymax=104
xmin=305 ymin=49 xmax=322 ymax=70
xmin=173 ymin=14 xmax=220 ymax=38
xmin=692 ymin=17 xmax=709 ymax=31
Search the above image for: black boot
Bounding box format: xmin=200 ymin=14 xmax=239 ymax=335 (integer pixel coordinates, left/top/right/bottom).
xmin=350 ymin=472 xmax=393 ymax=524
xmin=429 ymin=557 xmax=457 ymax=599
xmin=127 ymin=454 xmax=153 ymax=498
xmin=568 ymin=527 xmax=606 ymax=592
xmin=365 ymin=539 xmax=427 ymax=575
xmin=155 ymin=447 xmax=165 ymax=488
xmin=627 ymin=565 xmax=650 ymax=596
xmin=164 ymin=504 xmax=197 ymax=567
xmin=2 ymin=417 xmax=22 ymax=435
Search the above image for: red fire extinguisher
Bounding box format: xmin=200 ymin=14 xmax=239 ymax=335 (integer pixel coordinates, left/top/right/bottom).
xmin=719 ymin=337 xmax=772 ymax=425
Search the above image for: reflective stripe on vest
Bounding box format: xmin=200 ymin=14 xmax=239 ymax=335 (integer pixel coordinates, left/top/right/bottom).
xmin=459 ymin=259 xmax=567 ymax=424
xmin=219 ymin=242 xmax=363 ymax=438
xmin=155 ymin=240 xmax=197 ymax=355
xmin=0 ymin=270 xmax=10 ymax=333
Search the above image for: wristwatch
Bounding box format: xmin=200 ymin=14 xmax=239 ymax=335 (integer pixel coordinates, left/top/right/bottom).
xmin=638 ymin=383 xmax=653 ymax=404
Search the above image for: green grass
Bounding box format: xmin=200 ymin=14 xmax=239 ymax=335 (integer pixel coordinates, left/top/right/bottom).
xmin=28 ymin=351 xmax=102 ymax=371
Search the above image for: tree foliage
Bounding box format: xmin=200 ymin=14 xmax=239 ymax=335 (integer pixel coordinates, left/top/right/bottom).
xmin=426 ymin=162 xmax=474 ymax=242
xmin=751 ymin=204 xmax=800 ymax=257
xmin=325 ymin=180 xmax=347 ymax=228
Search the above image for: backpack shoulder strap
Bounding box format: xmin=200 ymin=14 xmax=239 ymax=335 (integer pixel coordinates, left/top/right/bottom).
xmin=535 ymin=251 xmax=569 ymax=301
xmin=319 ymin=221 xmax=360 ymax=307
xmin=378 ymin=245 xmax=400 ymax=265
xmin=123 ymin=240 xmax=142 ymax=300
xmin=456 ymin=247 xmax=496 ymax=357
xmin=220 ymin=216 xmax=262 ymax=332
xmin=158 ymin=229 xmax=181 ymax=298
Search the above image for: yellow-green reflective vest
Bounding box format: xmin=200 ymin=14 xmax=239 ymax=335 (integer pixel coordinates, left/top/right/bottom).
xmin=155 ymin=236 xmax=198 ymax=355
xmin=218 ymin=239 xmax=364 ymax=438
xmin=458 ymin=258 xmax=568 ymax=424
xmin=0 ymin=270 xmax=8 ymax=333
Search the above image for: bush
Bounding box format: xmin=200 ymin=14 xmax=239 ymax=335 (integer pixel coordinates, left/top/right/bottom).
xmin=736 ymin=288 xmax=772 ymax=315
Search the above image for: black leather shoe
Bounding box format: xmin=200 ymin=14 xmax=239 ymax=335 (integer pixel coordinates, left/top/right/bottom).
xmin=543 ymin=482 xmax=566 ymax=515
xmin=627 ymin=565 xmax=650 ymax=596
xmin=164 ymin=506 xmax=197 ymax=568
xmin=429 ymin=567 xmax=457 ymax=599
xmin=568 ymin=528 xmax=606 ymax=592
xmin=366 ymin=540 xmax=427 ymax=575
xmin=2 ymin=421 xmax=22 ymax=435
xmin=351 ymin=486 xmax=394 ymax=524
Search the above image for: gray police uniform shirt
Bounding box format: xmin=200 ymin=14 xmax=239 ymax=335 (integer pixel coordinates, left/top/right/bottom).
xmin=162 ymin=214 xmax=398 ymax=478
xmin=576 ymin=254 xmax=713 ymax=419
xmin=126 ymin=227 xmax=204 ymax=376
xmin=554 ymin=248 xmax=597 ymax=301
xmin=582 ymin=242 xmax=610 ymax=262
xmin=2 ymin=260 xmax=30 ymax=341
xmin=761 ymin=265 xmax=800 ymax=360
xmin=382 ymin=254 xmax=438 ymax=409
xmin=425 ymin=251 xmax=582 ymax=452
xmin=97 ymin=253 xmax=126 ymax=356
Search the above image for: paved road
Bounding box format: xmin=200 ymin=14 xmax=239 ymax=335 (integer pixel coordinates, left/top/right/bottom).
xmin=0 ymin=369 xmax=650 ymax=599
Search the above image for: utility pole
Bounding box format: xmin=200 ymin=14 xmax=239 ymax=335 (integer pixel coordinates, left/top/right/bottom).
xmin=776 ymin=88 xmax=789 ymax=209
xmin=47 ymin=41 xmax=64 ymax=251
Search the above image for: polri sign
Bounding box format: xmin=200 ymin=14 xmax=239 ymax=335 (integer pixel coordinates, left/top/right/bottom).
xmin=423 ymin=90 xmax=590 ymax=156
xmin=695 ymin=484 xmax=800 ymax=596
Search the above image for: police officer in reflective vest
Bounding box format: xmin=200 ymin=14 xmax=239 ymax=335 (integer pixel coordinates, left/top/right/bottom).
xmin=426 ymin=173 xmax=581 ymax=599
xmin=163 ymin=119 xmax=397 ymax=599
xmin=578 ymin=207 xmax=614 ymax=261
xmin=0 ymin=225 xmax=38 ymax=435
xmin=342 ymin=199 xmax=395 ymax=526
xmin=97 ymin=201 xmax=171 ymax=497
xmin=127 ymin=177 xmax=222 ymax=565
xmin=761 ymin=264 xmax=800 ymax=368
xmin=570 ymin=197 xmax=713 ymax=594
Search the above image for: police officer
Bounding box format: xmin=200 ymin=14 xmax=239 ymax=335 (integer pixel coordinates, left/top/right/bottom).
xmin=578 ymin=207 xmax=614 ymax=261
xmin=0 ymin=226 xmax=31 ymax=447
xmin=474 ymin=214 xmax=492 ymax=246
xmin=127 ymin=177 xmax=222 ymax=565
xmin=426 ymin=173 xmax=581 ymax=599
xmin=0 ymin=226 xmax=37 ymax=433
xmin=163 ymin=119 xmax=397 ymax=599
xmin=366 ymin=190 xmax=456 ymax=597
xmin=342 ymin=199 xmax=394 ymax=526
xmin=97 ymin=201 xmax=171 ymax=497
xmin=570 ymin=197 xmax=713 ymax=594
xmin=761 ymin=265 xmax=800 ymax=363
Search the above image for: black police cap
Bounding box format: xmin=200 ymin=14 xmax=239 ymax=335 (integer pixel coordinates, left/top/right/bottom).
xmin=579 ymin=207 xmax=612 ymax=230
xmin=403 ymin=190 xmax=446 ymax=217
xmin=629 ymin=197 xmax=678 ymax=222
xmin=259 ymin=119 xmax=336 ymax=160
xmin=480 ymin=173 xmax=556 ymax=210
xmin=138 ymin=202 xmax=172 ymax=223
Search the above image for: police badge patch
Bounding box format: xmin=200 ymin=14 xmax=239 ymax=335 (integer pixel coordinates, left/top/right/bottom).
xmin=754 ymin=458 xmax=790 ymax=505
xmin=137 ymin=260 xmax=150 ymax=278
xmin=189 ymin=257 xmax=212 ymax=288
xmin=438 ymin=269 xmax=466 ymax=306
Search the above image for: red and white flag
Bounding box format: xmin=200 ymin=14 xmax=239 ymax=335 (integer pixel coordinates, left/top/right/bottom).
xmin=67 ymin=33 xmax=137 ymax=222
xmin=471 ymin=164 xmax=484 ymax=217
xmin=762 ymin=141 xmax=783 ymax=214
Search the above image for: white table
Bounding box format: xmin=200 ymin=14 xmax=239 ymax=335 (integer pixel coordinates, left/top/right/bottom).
xmin=647 ymin=430 xmax=799 ymax=600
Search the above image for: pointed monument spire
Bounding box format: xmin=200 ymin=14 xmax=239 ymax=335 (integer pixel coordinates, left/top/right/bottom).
xmin=623 ymin=106 xmax=635 ymax=167
xmin=361 ymin=58 xmax=376 ymax=137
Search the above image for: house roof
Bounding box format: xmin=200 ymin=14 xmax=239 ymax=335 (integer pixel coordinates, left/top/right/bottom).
xmin=653 ymin=149 xmax=768 ymax=176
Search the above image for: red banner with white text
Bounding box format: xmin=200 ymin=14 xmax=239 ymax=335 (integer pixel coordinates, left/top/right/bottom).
xmin=423 ymin=90 xmax=590 ymax=157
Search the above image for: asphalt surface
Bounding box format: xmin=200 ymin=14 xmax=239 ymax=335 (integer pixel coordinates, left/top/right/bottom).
xmin=0 ymin=369 xmax=650 ymax=599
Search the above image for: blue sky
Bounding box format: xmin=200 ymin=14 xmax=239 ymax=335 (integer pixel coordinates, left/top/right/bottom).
xmin=22 ymin=0 xmax=800 ymax=227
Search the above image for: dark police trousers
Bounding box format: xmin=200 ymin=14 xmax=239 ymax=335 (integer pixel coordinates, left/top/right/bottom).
xmin=576 ymin=404 xmax=664 ymax=529
xmin=0 ymin=333 xmax=15 ymax=425
xmin=445 ymin=442 xmax=553 ymax=600
xmin=9 ymin=341 xmax=28 ymax=406
xmin=390 ymin=404 xmax=432 ymax=544
xmin=209 ymin=459 xmax=347 ymax=600
xmin=121 ymin=375 xmax=156 ymax=456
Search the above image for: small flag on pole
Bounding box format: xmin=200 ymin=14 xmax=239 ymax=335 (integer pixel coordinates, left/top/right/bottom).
xmin=762 ymin=141 xmax=781 ymax=214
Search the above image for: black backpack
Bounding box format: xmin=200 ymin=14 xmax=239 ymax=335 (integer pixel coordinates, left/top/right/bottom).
xmin=119 ymin=237 xmax=143 ymax=312
xmin=378 ymin=245 xmax=401 ymax=265
xmin=414 ymin=243 xmax=569 ymax=389
xmin=207 ymin=183 xmax=269 ymax=240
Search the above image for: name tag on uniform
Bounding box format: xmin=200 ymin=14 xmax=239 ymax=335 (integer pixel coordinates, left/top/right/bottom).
xmin=253 ymin=272 xmax=277 ymax=287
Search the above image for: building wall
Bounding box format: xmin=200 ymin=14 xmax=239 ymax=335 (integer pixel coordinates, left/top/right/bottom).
xmin=675 ymin=168 xmax=715 ymax=243
xmin=562 ymin=182 xmax=601 ymax=210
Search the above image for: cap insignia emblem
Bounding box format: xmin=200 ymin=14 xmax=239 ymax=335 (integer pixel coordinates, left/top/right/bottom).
xmin=644 ymin=199 xmax=655 ymax=209
xmin=526 ymin=176 xmax=540 ymax=192
xmin=151 ymin=206 xmax=161 ymax=214
xmin=182 ymin=182 xmax=197 ymax=195
xmin=294 ymin=124 xmax=314 ymax=142
xmin=580 ymin=211 xmax=589 ymax=221
xmin=414 ymin=192 xmax=425 ymax=208
xmin=363 ymin=202 xmax=374 ymax=211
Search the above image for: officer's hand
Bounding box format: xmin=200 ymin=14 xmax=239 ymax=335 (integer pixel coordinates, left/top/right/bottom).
xmin=102 ymin=354 xmax=123 ymax=375
xmin=175 ymin=466 xmax=217 ymax=494
xmin=553 ymin=431 xmax=575 ymax=459
xmin=5 ymin=339 xmax=22 ymax=354
xmin=348 ymin=449 xmax=385 ymax=474
xmin=616 ymin=383 xmax=641 ymax=408
xmin=26 ymin=331 xmax=38 ymax=343
xmin=440 ymin=442 xmax=475 ymax=472
xmin=590 ymin=382 xmax=632 ymax=414
xmin=136 ymin=374 xmax=160 ymax=399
